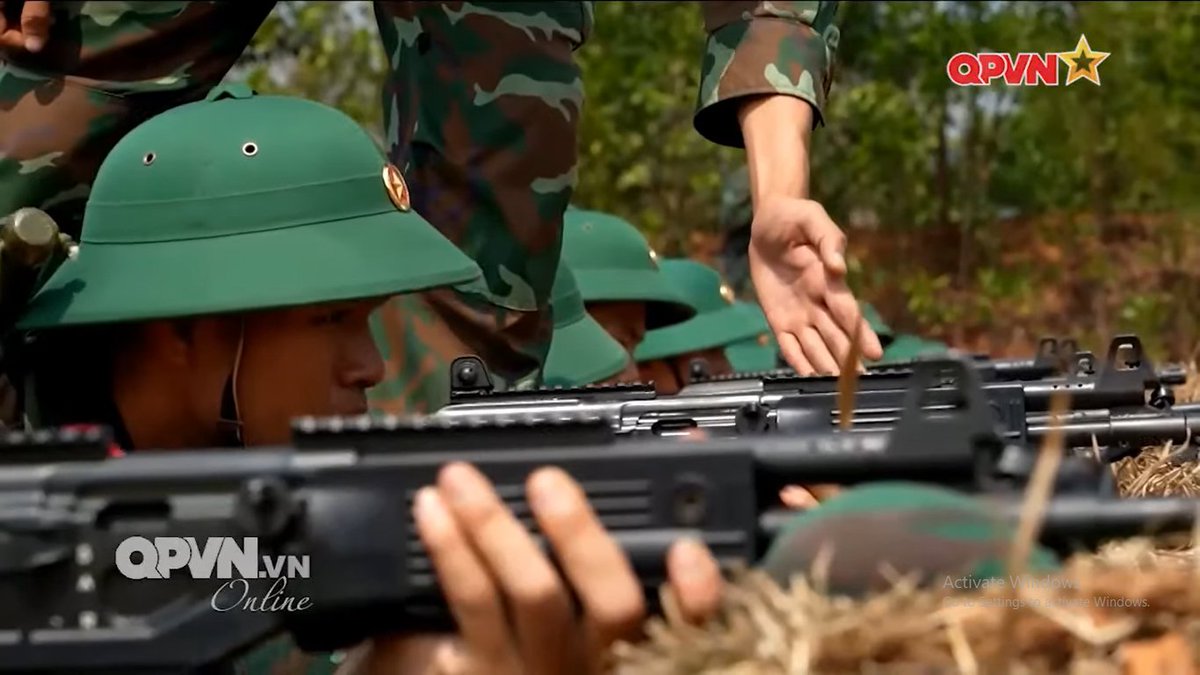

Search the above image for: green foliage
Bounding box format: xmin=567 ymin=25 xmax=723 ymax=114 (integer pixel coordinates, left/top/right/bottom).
xmin=571 ymin=2 xmax=739 ymax=254
xmin=233 ymin=2 xmax=386 ymax=141
xmin=234 ymin=1 xmax=1200 ymax=358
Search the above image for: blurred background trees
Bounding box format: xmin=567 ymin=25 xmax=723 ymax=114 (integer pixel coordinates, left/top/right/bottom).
xmin=232 ymin=1 xmax=1200 ymax=359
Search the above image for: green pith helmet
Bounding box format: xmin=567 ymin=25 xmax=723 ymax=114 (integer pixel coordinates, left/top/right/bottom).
xmin=725 ymin=302 xmax=778 ymax=372
xmin=859 ymin=303 xmax=950 ymax=363
xmin=561 ymin=208 xmax=695 ymax=330
xmin=861 ymin=302 xmax=893 ymax=342
xmin=18 ymin=84 xmax=481 ymax=329
xmin=634 ymin=259 xmax=766 ymax=362
xmin=761 ymin=482 xmax=1060 ymax=596
xmin=543 ymin=261 xmax=630 ymax=387
xmin=880 ymin=334 xmax=949 ymax=363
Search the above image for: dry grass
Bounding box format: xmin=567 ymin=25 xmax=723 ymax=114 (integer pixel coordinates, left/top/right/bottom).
xmin=611 ymin=364 xmax=1200 ymax=674
xmin=613 ymin=556 xmax=1200 ymax=675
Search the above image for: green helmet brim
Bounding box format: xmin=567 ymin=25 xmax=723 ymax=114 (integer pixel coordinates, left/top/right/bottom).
xmin=544 ymin=313 xmax=631 ymax=387
xmin=19 ymin=208 xmax=481 ymax=329
xmin=573 ymin=267 xmax=696 ymax=330
xmin=635 ymin=301 xmax=766 ymax=362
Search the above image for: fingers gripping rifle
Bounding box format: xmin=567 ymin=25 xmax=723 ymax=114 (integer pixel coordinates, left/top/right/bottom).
xmin=5 ymin=358 xmax=1196 ymax=673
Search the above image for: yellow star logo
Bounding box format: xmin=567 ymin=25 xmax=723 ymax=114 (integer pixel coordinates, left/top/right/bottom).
xmin=1058 ymin=34 xmax=1109 ymax=86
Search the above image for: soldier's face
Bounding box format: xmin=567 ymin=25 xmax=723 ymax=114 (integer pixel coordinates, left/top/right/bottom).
xmin=113 ymin=298 xmax=387 ymax=449
xmin=637 ymin=348 xmax=734 ymax=395
xmin=234 ymin=299 xmax=388 ymax=445
xmin=596 ymin=355 xmax=640 ymax=386
xmin=585 ymin=301 xmax=647 ymax=384
xmin=671 ymin=348 xmax=734 ymax=382
xmin=586 ymin=301 xmax=647 ymax=355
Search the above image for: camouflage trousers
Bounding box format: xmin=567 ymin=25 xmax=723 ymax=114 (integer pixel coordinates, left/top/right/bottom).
xmin=0 ymin=0 xmax=592 ymax=413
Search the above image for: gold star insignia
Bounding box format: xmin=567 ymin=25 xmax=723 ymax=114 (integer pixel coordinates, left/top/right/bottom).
xmin=1058 ymin=34 xmax=1109 ymax=86
xmin=381 ymin=164 xmax=411 ymax=211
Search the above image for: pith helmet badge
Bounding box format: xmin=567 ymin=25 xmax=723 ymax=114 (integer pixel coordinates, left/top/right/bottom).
xmin=719 ymin=283 xmax=736 ymax=304
xmin=382 ymin=164 xmax=411 ymax=212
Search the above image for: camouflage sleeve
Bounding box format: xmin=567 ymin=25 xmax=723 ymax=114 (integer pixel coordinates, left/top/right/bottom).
xmin=694 ymin=1 xmax=842 ymax=148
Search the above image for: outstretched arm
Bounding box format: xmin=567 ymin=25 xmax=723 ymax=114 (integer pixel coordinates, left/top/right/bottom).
xmin=695 ymin=2 xmax=882 ymax=375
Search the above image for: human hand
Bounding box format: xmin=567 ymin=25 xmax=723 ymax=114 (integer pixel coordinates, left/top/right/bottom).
xmin=353 ymin=462 xmax=723 ymax=675
xmin=748 ymin=196 xmax=883 ymax=375
xmin=0 ymin=1 xmax=51 ymax=53
xmin=779 ymin=484 xmax=841 ymax=510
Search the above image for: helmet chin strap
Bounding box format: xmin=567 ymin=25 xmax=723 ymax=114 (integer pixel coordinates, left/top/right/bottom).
xmin=217 ymin=319 xmax=247 ymax=447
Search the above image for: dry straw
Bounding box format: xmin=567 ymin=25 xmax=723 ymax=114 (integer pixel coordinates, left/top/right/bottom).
xmin=611 ymin=363 xmax=1200 ymax=674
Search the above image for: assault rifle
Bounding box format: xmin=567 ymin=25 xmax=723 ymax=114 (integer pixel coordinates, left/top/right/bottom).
xmin=1 ymin=357 xmax=1199 ymax=674
xmin=682 ymin=334 xmax=1185 ymax=408
xmin=743 ymin=335 xmax=1087 ymax=388
xmin=438 ymin=336 xmax=1195 ymax=458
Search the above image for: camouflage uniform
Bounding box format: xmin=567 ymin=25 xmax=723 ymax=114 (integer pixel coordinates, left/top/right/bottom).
xmin=0 ymin=0 xmax=843 ymax=414
xmin=17 ymin=85 xmax=486 ymax=674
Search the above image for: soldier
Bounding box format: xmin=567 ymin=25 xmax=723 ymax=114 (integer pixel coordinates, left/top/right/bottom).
xmin=17 ymin=88 xmax=723 ymax=675
xmin=559 ymin=207 xmax=695 ymax=381
xmin=1 ymin=1 xmax=878 ymax=415
xmin=718 ymin=165 xmax=948 ymax=367
xmin=634 ymin=258 xmax=769 ymax=394
xmin=542 ymin=258 xmax=634 ymax=388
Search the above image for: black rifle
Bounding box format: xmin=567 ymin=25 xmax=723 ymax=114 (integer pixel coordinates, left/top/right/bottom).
xmin=1 ymin=358 xmax=1198 ymax=674
xmin=745 ymin=334 xmax=1080 ymax=385
xmin=683 ymin=334 xmax=1185 ymax=410
xmin=438 ymin=336 xmax=1194 ymax=457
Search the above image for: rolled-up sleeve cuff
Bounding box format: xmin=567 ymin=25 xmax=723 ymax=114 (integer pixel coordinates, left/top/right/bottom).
xmin=694 ymin=18 xmax=833 ymax=148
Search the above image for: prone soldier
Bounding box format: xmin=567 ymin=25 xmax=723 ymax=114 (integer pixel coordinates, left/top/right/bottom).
xmin=4 ymin=94 xmax=1088 ymax=672
xmin=1 ymin=1 xmax=878 ymax=403
xmin=559 ymin=206 xmax=695 ymax=381
xmin=633 ymin=258 xmax=770 ymax=394
xmin=15 ymin=88 xmax=724 ymax=675
xmin=542 ymin=258 xmax=636 ymax=387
